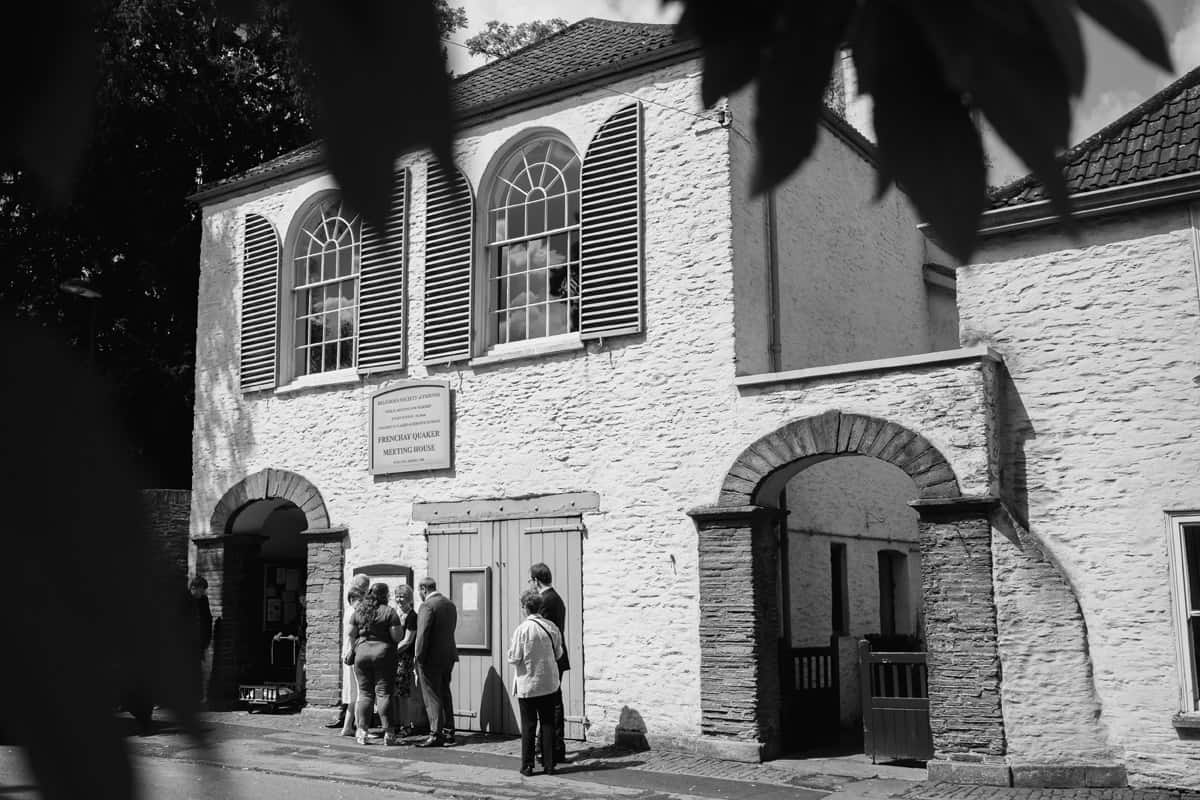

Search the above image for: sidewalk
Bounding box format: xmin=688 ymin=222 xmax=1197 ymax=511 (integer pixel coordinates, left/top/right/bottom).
xmin=121 ymin=709 xmax=924 ymax=800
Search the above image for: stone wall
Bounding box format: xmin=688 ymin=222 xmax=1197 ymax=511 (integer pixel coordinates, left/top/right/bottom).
xmin=143 ymin=489 xmax=190 ymax=588
xmin=964 ymin=206 xmax=1200 ymax=787
xmin=301 ymin=529 xmax=345 ymax=708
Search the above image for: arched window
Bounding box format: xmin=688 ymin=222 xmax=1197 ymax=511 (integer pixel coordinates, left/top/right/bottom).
xmin=290 ymin=194 xmax=360 ymax=377
xmin=486 ymin=138 xmax=581 ymax=347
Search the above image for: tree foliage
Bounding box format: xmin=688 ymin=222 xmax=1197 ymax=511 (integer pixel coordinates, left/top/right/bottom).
xmin=465 ymin=18 xmax=569 ymax=61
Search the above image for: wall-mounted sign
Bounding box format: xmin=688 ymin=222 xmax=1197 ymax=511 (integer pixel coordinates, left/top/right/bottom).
xmin=369 ymin=380 xmax=453 ymax=474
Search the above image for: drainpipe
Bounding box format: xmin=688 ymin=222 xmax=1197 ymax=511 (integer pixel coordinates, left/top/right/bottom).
xmin=764 ymin=190 xmax=782 ymax=372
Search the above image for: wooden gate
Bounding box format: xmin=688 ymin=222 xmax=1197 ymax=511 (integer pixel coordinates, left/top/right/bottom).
xmin=426 ymin=517 xmax=585 ymax=739
xmin=779 ymin=638 xmax=840 ymax=750
xmin=857 ymin=641 xmax=932 ymax=762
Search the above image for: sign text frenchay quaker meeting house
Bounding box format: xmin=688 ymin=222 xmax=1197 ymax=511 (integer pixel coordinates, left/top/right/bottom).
xmin=369 ymin=381 xmax=453 ymax=474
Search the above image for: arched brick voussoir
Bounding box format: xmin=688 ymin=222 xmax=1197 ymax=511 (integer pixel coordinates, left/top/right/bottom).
xmin=718 ymin=411 xmax=961 ymax=507
xmin=208 ymin=467 xmax=331 ymax=534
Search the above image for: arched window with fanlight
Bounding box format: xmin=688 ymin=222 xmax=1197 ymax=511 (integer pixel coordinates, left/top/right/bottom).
xmin=485 ymin=137 xmax=581 ymax=349
xmin=289 ymin=194 xmax=361 ymax=377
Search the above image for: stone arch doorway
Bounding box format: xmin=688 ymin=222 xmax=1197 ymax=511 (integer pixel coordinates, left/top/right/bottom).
xmin=194 ymin=468 xmax=346 ymax=711
xmin=690 ymin=411 xmax=1007 ymax=782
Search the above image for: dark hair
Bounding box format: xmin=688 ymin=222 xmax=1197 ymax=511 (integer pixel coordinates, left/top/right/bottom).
xmin=354 ymin=582 xmax=390 ymax=628
xmin=188 ymin=575 xmax=208 ymax=592
xmin=521 ymin=589 xmax=544 ymax=615
xmin=347 ymin=588 xmax=365 ymax=605
xmin=529 ymin=563 xmax=552 ymax=585
xmin=418 ymin=577 xmax=436 ymax=591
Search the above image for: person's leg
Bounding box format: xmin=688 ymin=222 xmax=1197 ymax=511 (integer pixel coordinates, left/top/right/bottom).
xmin=440 ymin=665 xmax=455 ymax=742
xmin=536 ymin=694 xmax=557 ymax=773
xmin=377 ymin=651 xmax=396 ymax=741
xmin=552 ymin=681 xmax=566 ymax=761
xmin=517 ymin=697 xmax=537 ymax=774
xmin=353 ymin=654 xmax=375 ymax=742
xmin=416 ymin=663 xmax=443 ymax=745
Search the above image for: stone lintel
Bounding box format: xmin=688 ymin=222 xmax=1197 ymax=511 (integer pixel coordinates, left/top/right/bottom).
xmin=910 ymin=494 xmax=1000 ymax=520
xmin=412 ymin=491 xmax=600 ymax=523
xmin=300 ymin=526 xmax=348 ymax=542
xmin=687 ymin=504 xmax=783 ymax=525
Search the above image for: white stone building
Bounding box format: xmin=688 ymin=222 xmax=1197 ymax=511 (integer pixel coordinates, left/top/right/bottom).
xmin=186 ymin=19 xmax=1199 ymax=790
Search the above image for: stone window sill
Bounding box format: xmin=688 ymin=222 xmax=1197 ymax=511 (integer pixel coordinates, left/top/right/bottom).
xmin=275 ymin=368 xmax=361 ymax=395
xmin=470 ymin=335 xmax=583 ymax=367
xmin=1172 ymin=712 xmax=1200 ymax=730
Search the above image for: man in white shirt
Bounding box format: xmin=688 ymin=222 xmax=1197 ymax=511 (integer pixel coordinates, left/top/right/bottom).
xmin=507 ymin=589 xmax=563 ymax=776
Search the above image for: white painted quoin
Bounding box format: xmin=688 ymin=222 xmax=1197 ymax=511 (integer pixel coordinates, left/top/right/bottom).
xmin=190 ymin=18 xmax=1036 ymax=784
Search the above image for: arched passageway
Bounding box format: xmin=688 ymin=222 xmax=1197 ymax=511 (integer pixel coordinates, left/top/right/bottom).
xmin=690 ymin=411 xmax=1008 ymax=783
xmin=194 ymin=468 xmax=346 ymax=709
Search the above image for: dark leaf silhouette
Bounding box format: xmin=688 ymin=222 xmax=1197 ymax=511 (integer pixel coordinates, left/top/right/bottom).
xmin=290 ymin=0 xmax=453 ymax=229
xmin=751 ymin=0 xmax=855 ymax=193
xmin=1078 ymin=0 xmax=1172 ymax=71
xmin=856 ymin=3 xmax=986 ymax=260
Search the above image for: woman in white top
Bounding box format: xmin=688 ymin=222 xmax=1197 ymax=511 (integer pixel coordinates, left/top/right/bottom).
xmin=507 ymin=589 xmax=563 ymax=776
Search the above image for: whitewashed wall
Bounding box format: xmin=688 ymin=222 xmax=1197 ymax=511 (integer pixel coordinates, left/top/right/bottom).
xmin=963 ymin=205 xmax=1200 ymax=788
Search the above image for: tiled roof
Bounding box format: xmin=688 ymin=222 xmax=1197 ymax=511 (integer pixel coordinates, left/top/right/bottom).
xmin=193 ymin=18 xmax=691 ymax=201
xmin=990 ymin=67 xmax=1200 ymax=208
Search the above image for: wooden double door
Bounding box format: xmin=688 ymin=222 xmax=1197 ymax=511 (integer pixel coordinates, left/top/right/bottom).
xmin=426 ymin=516 xmax=585 ymax=739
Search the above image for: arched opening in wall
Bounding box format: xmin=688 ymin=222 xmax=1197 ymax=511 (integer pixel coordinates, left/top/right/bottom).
xmin=226 ymin=497 xmax=309 ymax=707
xmin=773 ymin=456 xmax=925 ymax=759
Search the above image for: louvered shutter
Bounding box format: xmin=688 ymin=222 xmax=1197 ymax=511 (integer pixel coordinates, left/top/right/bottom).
xmin=358 ymin=168 xmax=409 ymax=373
xmin=579 ymin=103 xmax=643 ymax=339
xmin=423 ymin=161 xmax=474 ymax=363
xmin=239 ymin=213 xmax=279 ymax=392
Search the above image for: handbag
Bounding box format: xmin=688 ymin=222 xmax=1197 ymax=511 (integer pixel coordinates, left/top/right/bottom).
xmin=531 ymin=618 xmax=569 ymax=673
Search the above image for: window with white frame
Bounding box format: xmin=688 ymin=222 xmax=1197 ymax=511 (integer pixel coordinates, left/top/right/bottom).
xmin=290 ymin=194 xmax=360 ymax=377
xmin=1168 ymin=513 xmax=1200 ymax=711
xmin=486 ymin=138 xmax=581 ymax=347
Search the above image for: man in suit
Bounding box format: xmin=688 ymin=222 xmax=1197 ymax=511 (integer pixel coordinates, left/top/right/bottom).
xmin=414 ymin=577 xmax=458 ymax=747
xmin=530 ymin=563 xmax=568 ymax=762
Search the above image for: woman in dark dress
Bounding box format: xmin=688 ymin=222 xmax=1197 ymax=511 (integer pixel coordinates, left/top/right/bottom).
xmin=392 ymin=584 xmax=419 ymax=737
xmin=346 ymin=583 xmax=404 ymax=745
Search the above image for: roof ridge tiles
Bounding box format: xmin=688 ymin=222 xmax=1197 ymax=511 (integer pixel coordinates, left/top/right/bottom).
xmin=989 ymin=64 xmax=1200 ymax=209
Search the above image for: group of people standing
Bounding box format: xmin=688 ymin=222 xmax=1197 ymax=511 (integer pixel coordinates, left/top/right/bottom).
xmin=331 ymin=563 xmax=570 ymax=777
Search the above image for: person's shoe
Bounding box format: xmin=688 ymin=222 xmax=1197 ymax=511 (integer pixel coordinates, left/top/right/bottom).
xmin=355 ymin=729 xmax=370 ymax=745
xmin=383 ymin=731 xmax=401 ymax=746
xmin=414 ymin=735 xmax=443 ymax=748
xmin=441 ymin=733 xmax=456 ymax=747
xmin=519 ymin=765 xmax=535 ymax=777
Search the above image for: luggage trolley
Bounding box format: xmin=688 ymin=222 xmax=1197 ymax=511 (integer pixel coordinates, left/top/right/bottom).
xmin=239 ymin=633 xmax=303 ymax=712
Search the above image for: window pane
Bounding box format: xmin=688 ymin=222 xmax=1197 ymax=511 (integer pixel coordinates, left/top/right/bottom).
xmin=505 ymin=242 xmax=527 ymax=274
xmin=495 ymin=311 xmax=509 ymax=345
xmin=339 ymin=337 xmax=354 ymax=369
xmin=320 ymin=245 xmax=334 ymax=281
xmin=527 ymin=304 xmax=546 ymax=339
xmin=549 ymin=266 xmax=568 ymax=299
xmin=528 ymin=269 xmax=548 ymax=303
xmin=528 ymin=239 xmax=548 ymax=269
xmin=308 ymin=344 xmax=322 ymax=375
xmin=548 ymin=233 xmax=568 ymax=265
xmin=506 ymin=206 xmax=525 ymax=239
xmin=568 ymin=298 xmax=579 ymax=332
xmin=547 ymin=195 xmax=566 ymax=230
xmin=491 ymin=209 xmax=507 ymax=242
xmin=1185 ymin=524 xmax=1200 ymax=611
xmin=294 ymin=318 xmax=307 ymax=349
xmin=324 ymin=311 xmax=338 ymax=341
xmin=567 ymin=190 xmax=580 ymax=227
xmin=547 ymin=300 xmax=569 ymax=336
xmin=526 ymin=197 xmax=547 ymax=236
xmin=323 ymin=341 xmax=337 ymax=372
xmin=507 ymin=273 xmax=526 ymax=306
xmin=309 ymin=317 xmax=324 ymax=346
xmin=337 ymin=244 xmax=353 ymax=277
xmin=507 ymin=308 xmax=527 ymax=342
